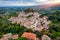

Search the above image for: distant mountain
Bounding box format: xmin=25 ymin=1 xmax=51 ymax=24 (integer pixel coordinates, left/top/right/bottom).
xmin=35 ymin=2 xmax=60 ymax=10
xmin=0 ymin=2 xmax=60 ymax=14
xmin=0 ymin=3 xmax=60 ymax=10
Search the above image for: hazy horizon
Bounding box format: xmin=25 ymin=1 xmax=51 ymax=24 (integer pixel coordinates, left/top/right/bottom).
xmin=0 ymin=0 xmax=60 ymax=6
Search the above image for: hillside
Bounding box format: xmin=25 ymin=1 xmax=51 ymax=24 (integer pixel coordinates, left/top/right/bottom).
xmin=0 ymin=8 xmax=60 ymax=40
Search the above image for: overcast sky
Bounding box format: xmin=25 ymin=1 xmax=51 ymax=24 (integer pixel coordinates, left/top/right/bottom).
xmin=0 ymin=0 xmax=60 ymax=6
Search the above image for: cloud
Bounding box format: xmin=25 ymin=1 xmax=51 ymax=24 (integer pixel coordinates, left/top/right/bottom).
xmin=0 ymin=1 xmax=44 ymax=6
xmin=0 ymin=0 xmax=27 ymax=1
xmin=35 ymin=0 xmax=48 ymax=2
xmin=46 ymin=0 xmax=60 ymax=4
xmin=0 ymin=0 xmax=48 ymax=2
xmin=0 ymin=0 xmax=60 ymax=6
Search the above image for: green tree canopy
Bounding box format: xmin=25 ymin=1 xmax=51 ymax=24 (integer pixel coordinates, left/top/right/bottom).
xmin=17 ymin=37 xmax=28 ymax=40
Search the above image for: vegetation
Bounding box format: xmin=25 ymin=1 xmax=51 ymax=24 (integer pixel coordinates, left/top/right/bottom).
xmin=41 ymin=10 xmax=60 ymax=39
xmin=0 ymin=7 xmax=60 ymax=40
xmin=17 ymin=37 xmax=28 ymax=40
xmin=34 ymin=30 xmax=42 ymax=38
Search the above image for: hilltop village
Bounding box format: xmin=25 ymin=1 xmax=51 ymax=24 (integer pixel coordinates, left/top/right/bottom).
xmin=0 ymin=8 xmax=52 ymax=40
xmin=8 ymin=9 xmax=51 ymax=31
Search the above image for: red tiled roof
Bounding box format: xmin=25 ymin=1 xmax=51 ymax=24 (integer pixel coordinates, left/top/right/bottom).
xmin=22 ymin=32 xmax=36 ymax=40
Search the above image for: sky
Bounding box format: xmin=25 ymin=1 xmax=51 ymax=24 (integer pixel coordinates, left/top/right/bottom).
xmin=0 ymin=0 xmax=60 ymax=6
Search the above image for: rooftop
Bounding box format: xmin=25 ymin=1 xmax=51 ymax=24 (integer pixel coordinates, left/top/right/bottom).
xmin=22 ymin=32 xmax=36 ymax=40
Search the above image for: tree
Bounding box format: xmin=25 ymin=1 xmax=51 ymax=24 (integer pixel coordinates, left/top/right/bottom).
xmin=47 ymin=32 xmax=60 ymax=39
xmin=17 ymin=37 xmax=28 ymax=40
xmin=34 ymin=30 xmax=42 ymax=38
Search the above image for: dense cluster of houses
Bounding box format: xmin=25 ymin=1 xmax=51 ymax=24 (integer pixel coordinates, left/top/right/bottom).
xmin=22 ymin=32 xmax=51 ymax=40
xmin=0 ymin=33 xmax=18 ymax=40
xmin=8 ymin=11 xmax=51 ymax=31
xmin=2 ymin=9 xmax=51 ymax=40
xmin=0 ymin=32 xmax=51 ymax=40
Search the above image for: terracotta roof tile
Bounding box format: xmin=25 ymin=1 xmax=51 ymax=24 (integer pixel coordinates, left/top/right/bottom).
xmin=22 ymin=32 xmax=36 ymax=40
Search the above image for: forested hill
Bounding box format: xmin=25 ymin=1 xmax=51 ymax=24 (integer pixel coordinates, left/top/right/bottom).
xmin=0 ymin=6 xmax=60 ymax=14
xmin=0 ymin=8 xmax=60 ymax=40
